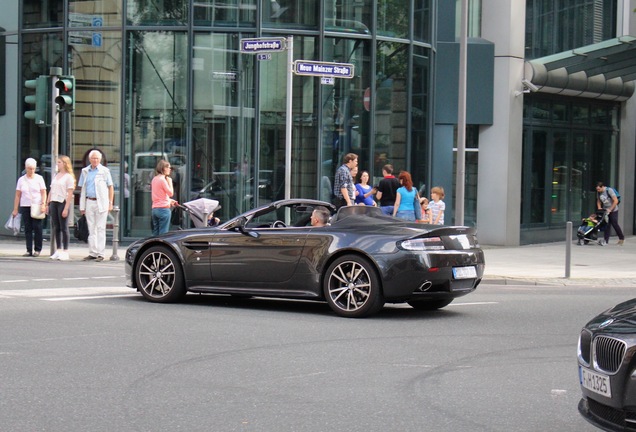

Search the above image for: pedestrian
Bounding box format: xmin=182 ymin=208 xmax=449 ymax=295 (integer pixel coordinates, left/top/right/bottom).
xmin=375 ymin=164 xmax=400 ymax=215
xmin=46 ymin=155 xmax=76 ymax=260
xmin=596 ymin=181 xmax=625 ymax=246
xmin=151 ymin=159 xmax=178 ymax=235
xmin=355 ymin=169 xmax=377 ymax=206
xmin=418 ymin=197 xmax=432 ymax=223
xmin=12 ymin=158 xmax=47 ymax=257
xmin=333 ymin=153 xmax=358 ymax=208
xmin=78 ymin=149 xmax=114 ymax=262
xmin=429 ymin=186 xmax=446 ymax=225
xmin=392 ymin=171 xmax=419 ymax=221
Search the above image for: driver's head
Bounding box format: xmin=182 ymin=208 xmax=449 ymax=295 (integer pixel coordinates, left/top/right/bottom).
xmin=311 ymin=206 xmax=330 ymax=227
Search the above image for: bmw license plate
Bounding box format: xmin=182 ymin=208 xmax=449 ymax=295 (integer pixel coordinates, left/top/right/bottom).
xmin=580 ymin=366 xmax=611 ymax=397
xmin=452 ymin=266 xmax=477 ymax=279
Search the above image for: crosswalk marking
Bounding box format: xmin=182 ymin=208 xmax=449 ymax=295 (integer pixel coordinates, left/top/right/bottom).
xmin=0 ymin=286 xmax=133 ymax=299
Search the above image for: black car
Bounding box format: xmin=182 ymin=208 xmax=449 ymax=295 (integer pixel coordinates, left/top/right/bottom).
xmin=125 ymin=199 xmax=485 ymax=318
xmin=578 ymin=299 xmax=636 ymax=430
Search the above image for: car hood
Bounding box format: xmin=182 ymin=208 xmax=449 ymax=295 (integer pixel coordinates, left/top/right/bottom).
xmin=585 ymin=298 xmax=636 ymax=334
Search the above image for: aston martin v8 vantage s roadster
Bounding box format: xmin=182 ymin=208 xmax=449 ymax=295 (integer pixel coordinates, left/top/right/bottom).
xmin=125 ymin=199 xmax=485 ymax=318
xmin=578 ymin=299 xmax=636 ymax=431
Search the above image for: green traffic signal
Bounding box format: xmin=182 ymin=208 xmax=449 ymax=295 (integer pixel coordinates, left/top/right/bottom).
xmin=24 ymin=76 xmax=50 ymax=125
xmin=55 ymin=75 xmax=75 ymax=112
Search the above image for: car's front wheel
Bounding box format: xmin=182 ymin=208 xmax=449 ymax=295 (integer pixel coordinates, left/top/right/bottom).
xmin=407 ymin=298 xmax=453 ymax=310
xmin=135 ymin=246 xmax=186 ymax=303
xmin=323 ymin=255 xmax=384 ymax=318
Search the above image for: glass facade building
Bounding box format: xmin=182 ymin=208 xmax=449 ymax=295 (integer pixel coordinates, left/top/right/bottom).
xmin=10 ymin=0 xmax=635 ymax=245
xmin=19 ymin=0 xmax=434 ymax=238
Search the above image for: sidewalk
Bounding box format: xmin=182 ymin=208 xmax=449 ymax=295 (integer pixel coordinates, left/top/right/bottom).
xmin=0 ymin=234 xmax=634 ymax=286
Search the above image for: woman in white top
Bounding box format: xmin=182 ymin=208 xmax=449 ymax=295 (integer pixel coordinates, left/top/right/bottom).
xmin=12 ymin=158 xmax=47 ymax=257
xmin=46 ymin=155 xmax=76 ymax=260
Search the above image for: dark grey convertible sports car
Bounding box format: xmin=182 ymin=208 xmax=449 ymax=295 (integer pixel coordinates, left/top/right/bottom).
xmin=125 ymin=199 xmax=485 ymax=317
xmin=578 ymin=299 xmax=636 ymax=431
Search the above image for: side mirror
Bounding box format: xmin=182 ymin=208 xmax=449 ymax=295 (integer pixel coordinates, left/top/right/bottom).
xmin=236 ymin=217 xmax=260 ymax=238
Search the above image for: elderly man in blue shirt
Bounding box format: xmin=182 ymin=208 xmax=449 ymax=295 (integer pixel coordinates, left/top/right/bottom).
xmin=78 ymin=150 xmax=114 ymax=261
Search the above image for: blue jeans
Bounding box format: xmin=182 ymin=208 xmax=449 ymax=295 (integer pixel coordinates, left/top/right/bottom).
xmin=380 ymin=205 xmax=394 ymax=216
xmin=396 ymin=210 xmax=416 ymax=221
xmin=152 ymin=207 xmax=172 ymax=235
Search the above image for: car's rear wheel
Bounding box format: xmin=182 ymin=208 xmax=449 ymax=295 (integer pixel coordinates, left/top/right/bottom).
xmin=323 ymin=255 xmax=384 ymax=318
xmin=135 ymin=246 xmax=186 ymax=303
xmin=407 ymin=298 xmax=453 ymax=310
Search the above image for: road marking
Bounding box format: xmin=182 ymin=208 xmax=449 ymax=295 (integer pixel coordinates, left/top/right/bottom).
xmin=1 ymin=276 xmax=125 ymax=284
xmin=0 ymin=287 xmax=132 ymax=298
xmin=45 ymin=294 xmax=138 ymax=301
xmin=448 ymin=301 xmax=499 ymax=306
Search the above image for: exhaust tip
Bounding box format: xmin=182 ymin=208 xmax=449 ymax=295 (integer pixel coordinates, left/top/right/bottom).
xmin=418 ymin=281 xmax=433 ymax=292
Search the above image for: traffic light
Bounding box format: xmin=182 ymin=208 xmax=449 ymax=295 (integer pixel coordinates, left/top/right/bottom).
xmin=24 ymin=76 xmax=50 ymax=125
xmin=55 ymin=75 xmax=75 ymax=112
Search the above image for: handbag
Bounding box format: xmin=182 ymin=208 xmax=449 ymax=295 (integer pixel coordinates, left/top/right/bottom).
xmin=31 ymin=203 xmax=45 ymax=219
xmin=413 ymin=193 xmax=422 ymax=220
xmin=74 ymin=215 xmax=89 ymax=243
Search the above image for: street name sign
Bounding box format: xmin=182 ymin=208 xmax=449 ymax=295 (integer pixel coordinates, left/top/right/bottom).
xmin=240 ymin=38 xmax=287 ymax=53
xmin=293 ymin=61 xmax=355 ymax=79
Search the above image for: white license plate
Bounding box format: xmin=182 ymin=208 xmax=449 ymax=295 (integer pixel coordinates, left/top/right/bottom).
xmin=580 ymin=366 xmax=611 ymax=397
xmin=452 ymin=266 xmax=477 ymax=279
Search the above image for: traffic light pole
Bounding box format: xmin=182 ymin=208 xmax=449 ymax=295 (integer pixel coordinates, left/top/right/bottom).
xmin=49 ymin=67 xmax=62 ymax=255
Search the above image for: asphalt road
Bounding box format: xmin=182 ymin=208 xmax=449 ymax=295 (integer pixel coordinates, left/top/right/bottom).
xmin=0 ymin=258 xmax=622 ymax=432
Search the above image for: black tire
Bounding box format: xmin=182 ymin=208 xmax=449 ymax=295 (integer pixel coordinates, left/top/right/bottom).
xmin=407 ymin=298 xmax=453 ymax=311
xmin=135 ymin=246 xmax=186 ymax=303
xmin=323 ymin=255 xmax=384 ymax=318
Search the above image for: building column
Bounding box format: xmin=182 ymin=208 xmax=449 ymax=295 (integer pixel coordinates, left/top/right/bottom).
xmin=476 ymin=0 xmax=526 ymax=245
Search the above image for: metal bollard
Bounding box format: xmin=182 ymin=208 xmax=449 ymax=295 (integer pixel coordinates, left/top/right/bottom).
xmin=110 ymin=206 xmax=120 ymax=261
xmin=565 ymin=221 xmax=572 ymax=278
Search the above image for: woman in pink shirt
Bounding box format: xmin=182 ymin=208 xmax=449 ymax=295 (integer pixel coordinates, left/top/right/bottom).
xmin=151 ymin=159 xmax=177 ymax=235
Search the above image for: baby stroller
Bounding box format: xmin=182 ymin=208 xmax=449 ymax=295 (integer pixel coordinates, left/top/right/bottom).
xmin=576 ymin=209 xmax=607 ymax=245
xmin=178 ymin=198 xmax=221 ymax=228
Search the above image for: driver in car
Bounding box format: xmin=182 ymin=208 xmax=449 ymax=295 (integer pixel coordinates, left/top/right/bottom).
xmin=311 ymin=206 xmax=330 ymax=227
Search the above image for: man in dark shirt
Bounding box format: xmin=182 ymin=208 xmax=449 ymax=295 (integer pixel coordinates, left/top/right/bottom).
xmin=375 ymin=164 xmax=400 ymax=215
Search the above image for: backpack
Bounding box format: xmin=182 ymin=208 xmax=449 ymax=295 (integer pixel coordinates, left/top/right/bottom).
xmin=608 ymin=187 xmax=621 ymax=204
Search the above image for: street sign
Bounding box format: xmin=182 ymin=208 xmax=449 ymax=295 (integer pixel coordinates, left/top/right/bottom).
xmin=240 ymin=38 xmax=287 ymax=53
xmin=293 ymin=61 xmax=355 ymax=79
xmin=257 ymin=53 xmax=272 ymax=61
xmin=321 ymin=77 xmax=335 ymax=85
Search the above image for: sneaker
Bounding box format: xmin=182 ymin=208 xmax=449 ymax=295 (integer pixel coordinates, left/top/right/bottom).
xmin=50 ymin=251 xmax=60 ymax=260
xmin=22 ymin=252 xmax=32 ymax=257
xmin=598 ymin=240 xmax=606 ymax=246
xmin=618 ymin=239 xmax=624 ymax=245
xmin=57 ymin=251 xmax=70 ymax=261
xmin=83 ymin=255 xmax=97 ymax=261
xmin=95 ymin=256 xmax=104 ymax=262
xmin=33 ymin=251 xmax=40 ymax=257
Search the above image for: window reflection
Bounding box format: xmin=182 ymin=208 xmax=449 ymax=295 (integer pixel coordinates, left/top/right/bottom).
xmin=127 ymin=0 xmax=187 ymax=25
xmin=324 ymin=0 xmax=372 ymax=34
xmin=192 ymin=33 xmax=255 ymax=220
xmin=125 ymin=31 xmax=188 ymax=236
xmin=321 ymin=38 xmax=371 ymax=200
xmin=375 ymin=41 xmax=408 ymax=175
xmin=377 ymin=0 xmax=409 ymax=39
xmin=69 ymin=0 xmax=122 ymax=27
xmin=262 ymin=0 xmax=318 ymax=29
xmin=193 ymin=0 xmax=256 ymax=27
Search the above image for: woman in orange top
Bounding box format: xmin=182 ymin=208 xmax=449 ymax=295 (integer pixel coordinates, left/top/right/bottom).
xmin=151 ymin=159 xmax=178 ymax=235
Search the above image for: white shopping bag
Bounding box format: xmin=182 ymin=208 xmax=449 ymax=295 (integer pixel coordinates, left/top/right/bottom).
xmin=4 ymin=213 xmax=22 ymax=235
